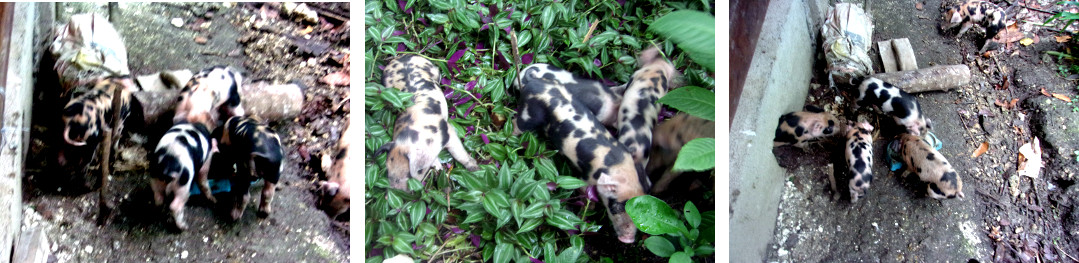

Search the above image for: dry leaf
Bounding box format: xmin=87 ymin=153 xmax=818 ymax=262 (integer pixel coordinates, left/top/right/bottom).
xmin=1053 ymin=93 xmax=1073 ymax=102
xmin=321 ymin=71 xmax=350 ymax=86
xmin=1020 ymin=38 xmax=1034 ymax=46
xmin=916 ymin=2 xmax=923 ymax=10
xmin=300 ymin=26 xmax=314 ymax=35
xmin=1057 ymin=35 xmax=1072 ymax=43
xmin=972 ymin=141 xmax=989 ymax=158
xmin=1041 ymin=88 xmax=1052 ymax=97
xmin=996 ymin=24 xmax=1024 ymax=43
xmin=1017 ymin=138 xmax=1043 ymax=178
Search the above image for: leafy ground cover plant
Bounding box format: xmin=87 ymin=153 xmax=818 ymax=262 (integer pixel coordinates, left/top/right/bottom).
xmin=365 ymin=0 xmax=716 ymax=262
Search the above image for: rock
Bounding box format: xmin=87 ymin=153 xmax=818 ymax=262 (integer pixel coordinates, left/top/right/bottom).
xmin=194 ymin=36 xmax=208 ymax=44
xmin=171 ymin=18 xmax=183 ymax=27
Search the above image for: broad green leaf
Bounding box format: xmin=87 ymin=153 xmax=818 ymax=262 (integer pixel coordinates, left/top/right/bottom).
xmin=589 ymin=31 xmax=619 ymax=47
xmin=497 ymin=208 xmax=512 ymax=228
xmin=378 ymin=86 xmax=415 ymax=110
xmin=558 ymin=246 xmax=581 ymax=263
xmin=387 ymin=191 xmax=404 ymax=209
xmin=684 ymin=201 xmax=700 ymax=229
xmin=644 ymin=236 xmax=676 ymax=257
xmin=521 ymin=202 xmax=545 ymax=219
xmin=622 ymin=35 xmax=641 ymax=49
xmin=556 ymin=176 xmax=588 ymax=189
xmin=673 ymin=138 xmax=715 ymax=172
xmin=428 ymin=13 xmax=450 ymax=24
xmin=407 ymin=179 xmax=422 ymax=192
xmin=669 ymin=251 xmax=692 ymax=263
xmin=695 ymin=245 xmax=715 ymax=255
xmin=658 ymin=86 xmax=715 ymax=121
xmin=429 ymin=0 xmax=453 ymax=10
xmin=408 ymin=201 xmax=426 ymax=229
xmin=625 ymin=195 xmax=688 ymax=236
xmin=462 ymin=209 xmax=487 ymax=224
xmin=493 ymin=241 xmax=514 ymax=263
xmin=517 ymin=218 xmax=543 ymax=233
xmin=392 ymin=234 xmax=414 ymax=254
xmin=534 ymin=158 xmax=558 ymax=180
xmin=648 ymin=10 xmax=716 ymax=72
xmin=541 ymin=5 xmax=555 ymax=30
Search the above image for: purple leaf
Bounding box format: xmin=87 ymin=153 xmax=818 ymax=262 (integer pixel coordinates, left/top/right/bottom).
xmin=530 ymin=257 xmax=544 ymax=263
xmin=586 ymin=185 xmax=599 ymax=202
xmin=455 ymin=96 xmax=471 ymax=106
xmin=567 ymin=229 xmax=580 ymax=235
xmin=451 ymin=226 xmax=465 ymax=234
xmin=547 ymin=182 xmax=557 ymax=191
xmin=480 ymin=11 xmax=493 ymax=24
xmin=441 ymin=77 xmax=452 ymax=86
xmin=443 ymin=232 xmax=453 ymax=240
xmin=594 ymin=58 xmax=602 ymax=67
xmin=412 ymin=243 xmax=423 ymax=250
xmin=448 ymin=49 xmax=467 ymax=73
xmin=522 ymin=53 xmax=534 ymax=64
xmin=465 ymin=103 xmax=477 ymax=116
xmin=396 ymin=0 xmax=413 ymax=14
xmin=466 ymin=80 xmax=477 ymax=91
xmin=617 ymin=0 xmax=626 ymax=5
xmin=470 ymin=234 xmax=482 ymax=247
xmin=378 ymin=65 xmax=386 ymax=71
xmin=397 ymin=43 xmax=406 ymax=52
xmin=481 ymin=134 xmax=490 ymax=144
xmin=392 ymin=30 xmax=405 ymax=36
xmin=600 ymin=78 xmax=618 ymax=87
xmin=369 ymin=248 xmax=383 ymax=257
xmin=466 ymin=125 xmax=475 ymax=134
xmin=426 ymin=207 xmax=432 ymax=215
xmin=418 ymin=17 xmax=428 ymax=26
xmin=503 ymin=27 xmax=512 ymax=34
xmin=480 ymin=24 xmax=490 ymax=31
xmin=444 ymin=88 xmax=454 ymax=98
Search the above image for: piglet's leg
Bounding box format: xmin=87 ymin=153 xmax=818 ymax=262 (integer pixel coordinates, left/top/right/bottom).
xmin=445 ymin=124 xmax=480 ymax=171
xmin=150 ymin=178 xmax=167 ymax=206
xmin=197 ymin=156 xmax=217 ymax=204
xmin=258 ymin=181 xmax=276 ymax=218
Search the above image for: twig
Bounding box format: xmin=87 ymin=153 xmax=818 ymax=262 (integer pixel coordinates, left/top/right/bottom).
xmin=395 ymin=51 xmax=447 ymax=62
xmin=956 ymin=110 xmax=979 ymax=147
xmin=304 ymin=4 xmax=350 ymax=24
xmin=1017 ymin=4 xmax=1055 ymax=15
xmin=581 ymin=19 xmax=600 ymax=44
xmin=98 ymin=82 xmax=124 ymax=226
xmin=1057 ymin=242 xmax=1079 ymax=262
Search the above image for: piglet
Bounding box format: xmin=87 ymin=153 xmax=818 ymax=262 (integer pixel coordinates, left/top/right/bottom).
xmin=898 ymin=133 xmax=965 ymax=199
xmin=773 ymin=105 xmax=841 ymax=147
xmin=845 ymin=120 xmax=874 ymax=202
xmin=856 ymin=78 xmax=931 ymax=136
xmin=150 ymin=123 xmax=218 ymax=231
xmin=210 ymin=116 xmax=284 ymax=220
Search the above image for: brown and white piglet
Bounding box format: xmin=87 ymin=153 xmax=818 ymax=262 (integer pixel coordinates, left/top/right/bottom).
xmin=617 ymin=46 xmax=679 ymax=166
xmin=646 ymin=112 xmax=714 ymax=194
xmin=898 ymin=133 xmax=965 ymax=199
xmin=150 ymin=123 xmax=218 ymax=231
xmin=773 ymin=105 xmax=841 ymax=147
xmin=376 ymin=55 xmax=480 ymax=190
xmin=318 ymin=122 xmax=353 ymax=219
xmin=174 ymin=66 xmax=245 ymax=129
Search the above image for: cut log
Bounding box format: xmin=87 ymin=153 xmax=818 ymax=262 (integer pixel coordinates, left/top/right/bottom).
xmin=132 ymin=82 xmax=304 ymax=125
xmin=869 ymin=65 xmax=971 ymax=93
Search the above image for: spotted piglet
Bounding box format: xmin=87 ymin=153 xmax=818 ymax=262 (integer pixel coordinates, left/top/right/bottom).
xmin=59 ymin=76 xmax=140 ymax=167
xmin=646 ymin=112 xmax=714 ymax=194
xmin=898 ymin=133 xmax=965 ymax=199
xmin=210 ymin=116 xmax=283 ymax=221
xmin=174 ymin=66 xmax=245 ymax=129
xmin=514 ymin=63 xmax=626 ymax=131
xmin=318 ymin=122 xmax=353 ymax=219
xmin=856 ymin=78 xmax=931 ymax=136
xmin=941 ymin=0 xmax=1006 ymax=51
xmin=516 ymin=75 xmax=651 ymax=244
xmin=845 ymin=120 xmax=874 ymax=202
xmin=773 ymin=105 xmax=841 ymax=147
xmin=150 ymin=123 xmax=217 ymax=230
xmin=376 ymin=55 xmax=480 ymax=190
xmin=617 ymin=46 xmax=679 ymax=165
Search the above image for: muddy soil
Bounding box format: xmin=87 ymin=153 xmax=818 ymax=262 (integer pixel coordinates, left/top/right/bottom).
xmin=21 ymin=2 xmax=350 ymax=262
xmin=768 ymin=0 xmax=1079 ymax=262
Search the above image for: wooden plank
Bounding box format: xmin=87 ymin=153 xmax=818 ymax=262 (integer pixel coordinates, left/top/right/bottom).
xmin=1 ymin=2 xmax=39 ymax=262
xmin=892 ymin=38 xmax=919 ymax=71
xmin=878 ymin=40 xmax=898 ymax=72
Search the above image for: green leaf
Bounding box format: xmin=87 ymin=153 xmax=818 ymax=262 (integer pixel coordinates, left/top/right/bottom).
xmin=684 ymin=201 xmax=700 ymax=229
xmin=588 ymin=31 xmax=619 ymax=47
xmin=517 ymin=218 xmax=543 ymax=233
xmin=407 ymin=179 xmax=423 ymax=192
xmin=622 ymin=35 xmax=641 ymax=49
xmin=648 ymin=10 xmax=716 ymax=72
xmin=694 ymin=245 xmax=715 ymax=255
xmin=378 ymin=87 xmax=415 ymax=110
xmin=408 ymin=202 xmax=426 ymax=229
xmin=534 ymin=158 xmax=558 ymax=181
xmin=521 ymin=202 xmax=545 ymax=219
xmin=428 ymin=13 xmax=450 ymax=24
xmin=558 ymin=245 xmax=581 ymax=263
xmin=673 ymin=138 xmax=715 ymax=172
xmin=463 ymin=209 xmax=487 ymax=224
xmin=545 ymin=209 xmax=580 ymax=230
xmin=626 ymin=195 xmax=688 ymax=236
xmin=392 ymin=234 xmax=414 ymax=254
xmin=429 ymin=0 xmax=453 ymax=10
xmin=644 ymin=236 xmax=676 ymax=257
xmin=556 ymin=176 xmax=588 ymax=189
xmin=541 ymin=5 xmax=556 ymax=30
xmin=668 ymin=251 xmax=692 ymax=263
xmin=658 ymin=86 xmax=715 ymax=121
xmin=387 ymin=191 xmax=404 ymax=209
xmin=493 ymin=241 xmax=514 ymax=263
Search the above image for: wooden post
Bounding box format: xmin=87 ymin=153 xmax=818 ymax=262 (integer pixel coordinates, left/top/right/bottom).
xmin=97 ymin=83 xmax=123 ymax=225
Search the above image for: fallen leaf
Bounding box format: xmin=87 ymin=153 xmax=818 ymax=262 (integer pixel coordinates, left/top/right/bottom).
xmin=973 ymin=141 xmax=989 ymax=158
xmin=1041 ymin=88 xmax=1052 ymax=97
xmin=995 ymin=24 xmax=1024 ymax=43
xmin=1017 ymin=138 xmax=1043 ymax=178
xmin=1057 ymin=35 xmax=1072 ymax=43
xmin=1020 ymin=38 xmax=1034 ymax=46
xmin=300 ymin=26 xmax=314 ymax=35
xmin=1053 ymin=93 xmax=1073 ymax=102
xmin=916 ymin=2 xmax=923 ymax=10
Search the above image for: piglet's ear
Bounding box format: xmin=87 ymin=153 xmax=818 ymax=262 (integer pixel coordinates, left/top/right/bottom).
xmin=597 ymin=173 xmax=619 ymax=195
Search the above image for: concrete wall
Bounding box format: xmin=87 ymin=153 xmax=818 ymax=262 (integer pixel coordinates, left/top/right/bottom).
xmin=1 ymin=2 xmax=47 ymax=261
xmin=728 ymin=0 xmax=828 ymax=261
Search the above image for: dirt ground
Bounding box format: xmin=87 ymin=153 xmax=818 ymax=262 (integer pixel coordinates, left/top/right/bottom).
xmin=766 ymin=0 xmax=1079 ymax=262
xmin=20 ymin=2 xmax=350 ymax=262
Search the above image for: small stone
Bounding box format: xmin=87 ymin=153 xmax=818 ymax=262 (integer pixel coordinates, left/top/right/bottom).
xmin=171 ymin=18 xmax=184 ymax=28
xmin=84 ymin=245 xmax=93 ymax=253
xmin=181 ymin=250 xmax=189 ymax=259
xmin=195 ymin=36 xmax=209 ymax=44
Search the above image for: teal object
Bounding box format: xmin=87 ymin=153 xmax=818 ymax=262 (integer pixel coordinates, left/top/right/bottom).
xmin=190 ymin=179 xmax=232 ymax=195
xmin=887 ymin=131 xmax=941 ymax=172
